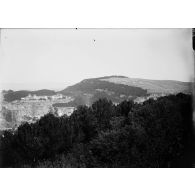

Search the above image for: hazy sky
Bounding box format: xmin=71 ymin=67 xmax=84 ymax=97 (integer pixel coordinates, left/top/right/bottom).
xmin=0 ymin=29 xmax=194 ymax=90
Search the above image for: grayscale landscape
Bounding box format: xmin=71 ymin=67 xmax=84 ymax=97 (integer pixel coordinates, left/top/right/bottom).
xmin=0 ymin=29 xmax=194 ymax=168
xmin=0 ymin=75 xmax=193 ymax=131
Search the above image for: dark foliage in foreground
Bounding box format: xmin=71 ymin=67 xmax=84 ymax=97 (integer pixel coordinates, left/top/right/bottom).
xmin=0 ymin=93 xmax=193 ymax=168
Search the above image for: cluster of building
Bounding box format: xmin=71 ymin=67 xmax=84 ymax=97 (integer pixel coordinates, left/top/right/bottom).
xmin=21 ymin=94 xmax=66 ymax=101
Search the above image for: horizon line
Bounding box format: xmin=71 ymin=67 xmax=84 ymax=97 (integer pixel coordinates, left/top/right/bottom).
xmin=1 ymin=75 xmax=193 ymax=92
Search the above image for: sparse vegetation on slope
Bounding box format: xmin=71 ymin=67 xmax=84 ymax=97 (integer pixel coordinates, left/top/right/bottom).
xmin=100 ymin=77 xmax=192 ymax=94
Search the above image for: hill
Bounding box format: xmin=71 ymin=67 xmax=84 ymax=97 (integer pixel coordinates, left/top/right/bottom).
xmin=100 ymin=77 xmax=192 ymax=94
xmin=59 ymin=76 xmax=148 ymax=105
xmin=3 ymin=76 xmax=192 ymax=104
xmin=59 ymin=76 xmax=192 ymax=106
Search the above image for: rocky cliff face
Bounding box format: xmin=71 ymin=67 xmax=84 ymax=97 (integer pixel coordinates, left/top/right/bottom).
xmin=0 ymin=97 xmax=74 ymax=130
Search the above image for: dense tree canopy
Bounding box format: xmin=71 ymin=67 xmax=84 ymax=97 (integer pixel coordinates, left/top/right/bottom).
xmin=0 ymin=94 xmax=193 ymax=168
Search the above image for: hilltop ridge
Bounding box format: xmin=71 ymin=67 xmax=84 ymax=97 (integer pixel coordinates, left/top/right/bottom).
xmin=2 ymin=76 xmax=192 ymax=103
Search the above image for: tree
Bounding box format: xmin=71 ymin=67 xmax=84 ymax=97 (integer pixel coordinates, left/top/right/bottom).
xmin=69 ymin=106 xmax=97 ymax=143
xmin=116 ymin=100 xmax=134 ymax=117
xmin=92 ymin=98 xmax=115 ymax=130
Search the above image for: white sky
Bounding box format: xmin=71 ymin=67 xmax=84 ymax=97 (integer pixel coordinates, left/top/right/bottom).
xmin=0 ymin=29 xmax=194 ymax=90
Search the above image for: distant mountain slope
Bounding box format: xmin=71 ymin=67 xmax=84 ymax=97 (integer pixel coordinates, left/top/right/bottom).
xmin=59 ymin=76 xmax=192 ymax=106
xmin=3 ymin=76 xmax=192 ymax=103
xmin=59 ymin=76 xmax=148 ymax=105
xmin=3 ymin=89 xmax=56 ymax=102
xmin=100 ymin=77 xmax=192 ymax=94
xmin=60 ymin=76 xmax=146 ymax=95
